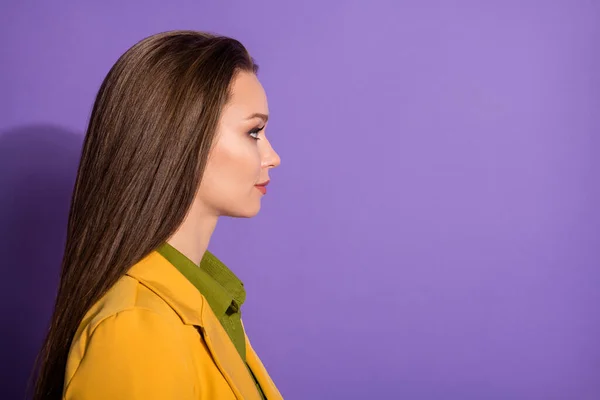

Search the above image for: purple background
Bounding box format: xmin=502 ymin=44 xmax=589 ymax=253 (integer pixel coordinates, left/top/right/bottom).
xmin=1 ymin=1 xmax=599 ymax=399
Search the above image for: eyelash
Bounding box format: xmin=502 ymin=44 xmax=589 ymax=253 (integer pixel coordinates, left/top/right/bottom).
xmin=248 ymin=126 xmax=265 ymax=140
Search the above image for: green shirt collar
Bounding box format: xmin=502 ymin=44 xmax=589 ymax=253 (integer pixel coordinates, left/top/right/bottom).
xmin=156 ymin=242 xmax=245 ymax=317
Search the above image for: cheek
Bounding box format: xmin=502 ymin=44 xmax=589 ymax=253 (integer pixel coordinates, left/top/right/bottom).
xmin=206 ymin=137 xmax=261 ymax=186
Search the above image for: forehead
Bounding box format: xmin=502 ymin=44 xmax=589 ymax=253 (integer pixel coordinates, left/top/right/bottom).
xmin=223 ymin=71 xmax=268 ymax=118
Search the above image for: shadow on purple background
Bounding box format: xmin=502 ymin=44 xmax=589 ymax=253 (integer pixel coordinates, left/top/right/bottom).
xmin=0 ymin=125 xmax=82 ymax=399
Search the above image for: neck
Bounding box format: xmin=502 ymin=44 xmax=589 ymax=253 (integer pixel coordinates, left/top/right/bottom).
xmin=167 ymin=206 xmax=218 ymax=265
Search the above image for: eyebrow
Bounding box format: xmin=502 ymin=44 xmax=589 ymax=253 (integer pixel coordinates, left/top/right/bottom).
xmin=246 ymin=113 xmax=269 ymax=123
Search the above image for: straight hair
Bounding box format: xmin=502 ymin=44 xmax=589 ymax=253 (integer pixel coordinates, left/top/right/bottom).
xmin=30 ymin=30 xmax=258 ymax=400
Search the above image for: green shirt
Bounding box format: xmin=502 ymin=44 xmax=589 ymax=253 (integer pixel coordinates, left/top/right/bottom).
xmin=156 ymin=243 xmax=265 ymax=399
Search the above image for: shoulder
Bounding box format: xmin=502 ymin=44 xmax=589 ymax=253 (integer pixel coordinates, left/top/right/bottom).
xmin=63 ymin=305 xmax=195 ymax=399
xmin=65 ymin=275 xmax=190 ymax=383
xmin=64 ymin=278 xmax=195 ymax=398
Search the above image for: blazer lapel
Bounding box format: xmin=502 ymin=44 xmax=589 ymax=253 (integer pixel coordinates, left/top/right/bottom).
xmin=200 ymin=304 xmax=262 ymax=400
xmin=244 ymin=323 xmax=284 ymax=400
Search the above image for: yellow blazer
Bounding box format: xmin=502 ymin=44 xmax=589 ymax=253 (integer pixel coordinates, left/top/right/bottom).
xmin=62 ymin=250 xmax=283 ymax=399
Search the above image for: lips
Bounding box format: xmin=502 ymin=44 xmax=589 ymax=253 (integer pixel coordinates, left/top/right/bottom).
xmin=255 ymin=180 xmax=269 ymax=194
xmin=255 ymin=180 xmax=270 ymax=187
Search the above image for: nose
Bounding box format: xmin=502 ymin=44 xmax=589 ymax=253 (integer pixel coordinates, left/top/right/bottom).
xmin=261 ymin=139 xmax=281 ymax=169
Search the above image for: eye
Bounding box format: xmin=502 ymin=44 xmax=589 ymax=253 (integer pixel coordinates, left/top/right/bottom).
xmin=248 ymin=125 xmax=265 ymax=140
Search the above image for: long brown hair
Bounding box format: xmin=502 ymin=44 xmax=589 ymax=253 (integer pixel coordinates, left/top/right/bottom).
xmin=30 ymin=30 xmax=257 ymax=400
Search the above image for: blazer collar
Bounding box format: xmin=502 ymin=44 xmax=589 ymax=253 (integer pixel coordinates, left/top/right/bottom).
xmin=126 ymin=250 xmax=264 ymax=400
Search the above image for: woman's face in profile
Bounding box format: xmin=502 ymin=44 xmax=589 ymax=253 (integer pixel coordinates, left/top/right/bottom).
xmin=196 ymin=70 xmax=281 ymax=218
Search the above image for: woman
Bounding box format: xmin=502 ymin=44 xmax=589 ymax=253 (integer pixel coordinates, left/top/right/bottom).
xmin=32 ymin=30 xmax=282 ymax=399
